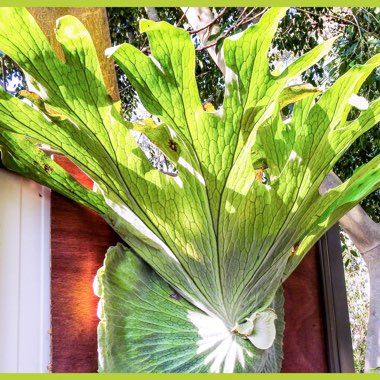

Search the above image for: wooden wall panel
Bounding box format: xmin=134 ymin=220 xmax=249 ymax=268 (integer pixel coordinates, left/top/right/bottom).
xmin=283 ymin=247 xmax=328 ymax=372
xmin=51 ymin=158 xmax=122 ymax=373
xmin=51 ymin=192 xmax=121 ymax=373
xmin=51 ymin=158 xmax=328 ymax=373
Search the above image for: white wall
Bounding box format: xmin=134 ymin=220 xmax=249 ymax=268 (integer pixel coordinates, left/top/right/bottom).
xmin=0 ymin=169 xmax=50 ymax=372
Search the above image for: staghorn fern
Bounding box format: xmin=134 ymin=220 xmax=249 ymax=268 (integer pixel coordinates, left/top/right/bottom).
xmin=0 ymin=7 xmax=379 ymax=373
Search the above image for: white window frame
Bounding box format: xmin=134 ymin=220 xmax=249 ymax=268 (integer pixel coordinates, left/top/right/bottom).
xmin=0 ymin=169 xmax=51 ymax=372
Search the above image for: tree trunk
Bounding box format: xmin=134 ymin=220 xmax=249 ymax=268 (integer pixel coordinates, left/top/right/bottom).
xmin=181 ymin=7 xmax=225 ymax=74
xmin=364 ymin=248 xmax=380 ymax=372
xmin=27 ymin=8 xmax=119 ymax=102
xmin=144 ymin=7 xmax=160 ymax=22
xmin=321 ymin=172 xmax=380 ymax=372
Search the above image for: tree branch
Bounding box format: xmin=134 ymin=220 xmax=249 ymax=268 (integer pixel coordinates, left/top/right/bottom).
xmin=295 ymin=7 xmax=371 ymax=34
xmin=188 ymin=7 xmax=227 ymax=35
xmin=1 ymin=55 xmax=6 ymax=91
xmin=196 ymin=40 xmax=218 ymax=52
xmin=181 ymin=7 xmax=226 ymax=74
xmin=320 ymin=172 xmax=380 ymax=258
xmin=144 ymin=7 xmax=160 ymax=22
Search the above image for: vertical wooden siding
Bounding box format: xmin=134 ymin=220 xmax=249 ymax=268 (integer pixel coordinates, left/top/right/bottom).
xmin=0 ymin=170 xmax=51 ymax=372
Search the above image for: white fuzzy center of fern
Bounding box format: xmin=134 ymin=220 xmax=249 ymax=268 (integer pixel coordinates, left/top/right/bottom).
xmin=187 ymin=310 xmax=251 ymax=373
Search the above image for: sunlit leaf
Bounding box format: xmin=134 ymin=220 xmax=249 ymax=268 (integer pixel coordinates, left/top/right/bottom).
xmin=0 ymin=7 xmax=378 ymax=373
